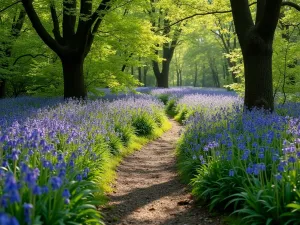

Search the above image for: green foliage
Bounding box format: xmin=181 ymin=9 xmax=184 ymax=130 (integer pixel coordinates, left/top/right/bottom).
xmin=114 ymin=123 xmax=135 ymax=147
xmin=223 ymin=48 xmax=245 ymax=96
xmin=132 ymin=113 xmax=156 ymax=136
xmin=165 ymin=98 xmax=177 ymax=116
xmin=156 ymin=94 xmax=170 ymax=105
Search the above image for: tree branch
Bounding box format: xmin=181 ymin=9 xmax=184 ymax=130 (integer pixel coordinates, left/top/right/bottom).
xmin=230 ymin=0 xmax=255 ymax=46
xmin=90 ymin=0 xmax=112 ymax=27
xmin=13 ymin=53 xmax=49 ymax=65
xmin=257 ymin=0 xmax=283 ymax=39
xmin=63 ymin=0 xmax=76 ymax=40
xmin=21 ymin=0 xmax=65 ymax=55
xmin=281 ymin=1 xmax=300 ymax=11
xmin=157 ymin=2 xmax=257 ymax=32
xmin=49 ymin=1 xmax=63 ymax=44
xmin=0 ymin=1 xmax=21 ymax=14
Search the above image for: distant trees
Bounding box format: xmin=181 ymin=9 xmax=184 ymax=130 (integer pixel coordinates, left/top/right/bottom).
xmin=0 ymin=7 xmax=26 ymax=98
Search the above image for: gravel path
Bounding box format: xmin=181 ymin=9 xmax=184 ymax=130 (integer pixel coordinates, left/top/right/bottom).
xmin=103 ymin=119 xmax=224 ymax=225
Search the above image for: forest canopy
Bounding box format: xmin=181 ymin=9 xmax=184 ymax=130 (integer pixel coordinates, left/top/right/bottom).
xmin=0 ymin=0 xmax=299 ymax=108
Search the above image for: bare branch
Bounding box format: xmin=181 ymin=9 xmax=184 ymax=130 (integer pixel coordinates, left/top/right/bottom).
xmin=281 ymin=1 xmax=300 ymax=11
xmin=13 ymin=53 xmax=49 ymax=65
xmin=0 ymin=1 xmax=21 ymax=14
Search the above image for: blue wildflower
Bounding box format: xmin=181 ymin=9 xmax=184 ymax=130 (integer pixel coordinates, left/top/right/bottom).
xmin=23 ymin=203 xmax=33 ymax=224
xmin=275 ymin=174 xmax=283 ymax=181
xmin=62 ymin=189 xmax=71 ymax=198
xmin=50 ymin=176 xmax=62 ymax=190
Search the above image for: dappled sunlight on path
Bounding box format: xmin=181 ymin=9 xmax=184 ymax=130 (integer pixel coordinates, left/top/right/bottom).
xmin=103 ymin=120 xmax=223 ymax=225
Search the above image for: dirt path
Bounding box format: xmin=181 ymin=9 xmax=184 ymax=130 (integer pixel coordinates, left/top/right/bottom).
xmin=103 ymin=119 xmax=224 ymax=225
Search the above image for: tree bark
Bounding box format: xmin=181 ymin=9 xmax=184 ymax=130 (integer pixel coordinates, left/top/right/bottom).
xmin=243 ymin=39 xmax=274 ymax=111
xmin=157 ymin=65 xmax=170 ymax=87
xmin=61 ymin=57 xmax=86 ymax=99
xmin=194 ymin=64 xmax=198 ymax=87
xmin=143 ymin=66 xmax=148 ymax=86
xmin=230 ymin=0 xmax=282 ymax=111
xmin=22 ymin=0 xmax=112 ymax=99
xmin=0 ymin=79 xmax=6 ymax=98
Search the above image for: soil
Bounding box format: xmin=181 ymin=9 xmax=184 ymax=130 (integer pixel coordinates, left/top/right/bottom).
xmin=103 ymin=119 xmax=224 ymax=225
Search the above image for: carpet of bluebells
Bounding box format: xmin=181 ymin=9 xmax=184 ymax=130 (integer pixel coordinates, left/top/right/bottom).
xmin=152 ymin=87 xmax=300 ymax=225
xmin=0 ymin=95 xmax=168 ymax=225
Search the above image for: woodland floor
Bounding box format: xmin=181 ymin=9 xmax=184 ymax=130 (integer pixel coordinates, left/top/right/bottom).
xmin=102 ymin=119 xmax=224 ymax=225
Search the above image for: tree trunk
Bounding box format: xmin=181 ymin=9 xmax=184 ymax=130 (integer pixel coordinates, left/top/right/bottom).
xmin=62 ymin=57 xmax=86 ymax=99
xmin=243 ymin=41 xmax=274 ymax=111
xmin=138 ymin=66 xmax=142 ymax=83
xmin=156 ymin=72 xmax=169 ymax=87
xmin=156 ymin=61 xmax=170 ymax=88
xmin=0 ymin=79 xmax=6 ymax=98
xmin=194 ymin=64 xmax=198 ymax=87
xmin=143 ymin=66 xmax=148 ymax=86
xmin=202 ymin=66 xmax=206 ymax=87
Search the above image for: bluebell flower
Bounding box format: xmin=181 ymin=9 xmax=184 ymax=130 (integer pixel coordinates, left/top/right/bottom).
xmin=229 ymin=169 xmax=234 ymax=177
xmin=258 ymin=152 xmax=264 ymax=159
xmin=76 ymin=174 xmax=83 ymax=181
xmin=0 ymin=195 xmax=8 ymax=208
xmin=41 ymin=186 xmax=49 ymax=194
xmin=11 ymin=149 xmax=21 ymax=161
xmin=272 ymin=154 xmax=279 ymax=162
xmin=275 ymin=174 xmax=283 ymax=181
xmin=23 ymin=203 xmax=33 ymax=224
xmin=4 ymin=173 xmax=18 ymax=192
xmin=288 ymin=156 xmax=296 ymax=163
xmin=278 ymin=165 xmax=284 ymax=172
xmin=10 ymin=190 xmax=21 ymax=203
xmin=0 ymin=213 xmax=19 ymax=225
xmin=33 ymin=186 xmax=42 ymax=195
xmin=50 ymin=176 xmax=62 ymax=190
xmin=246 ymin=167 xmax=253 ymax=174
xmin=62 ymin=189 xmax=71 ymax=198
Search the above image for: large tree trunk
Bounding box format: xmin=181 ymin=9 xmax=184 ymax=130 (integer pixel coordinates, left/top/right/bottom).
xmin=230 ymin=0 xmax=283 ymax=111
xmin=154 ymin=60 xmax=170 ymax=88
xmin=243 ymin=40 xmax=274 ymax=111
xmin=156 ymin=72 xmax=169 ymax=88
xmin=0 ymin=79 xmax=6 ymax=98
xmin=62 ymin=57 xmax=86 ymax=99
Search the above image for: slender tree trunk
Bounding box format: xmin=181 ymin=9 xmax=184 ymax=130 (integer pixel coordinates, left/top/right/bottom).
xmin=143 ymin=66 xmax=148 ymax=86
xmin=0 ymin=79 xmax=6 ymax=98
xmin=243 ymin=43 xmax=274 ymax=111
xmin=138 ymin=67 xmax=142 ymax=83
xmin=179 ymin=69 xmax=182 ymax=86
xmin=194 ymin=64 xmax=198 ymax=87
xmin=202 ymin=66 xmax=206 ymax=87
xmin=62 ymin=57 xmax=86 ymax=99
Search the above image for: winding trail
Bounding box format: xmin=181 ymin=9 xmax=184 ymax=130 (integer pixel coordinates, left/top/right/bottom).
xmin=103 ymin=119 xmax=223 ymax=225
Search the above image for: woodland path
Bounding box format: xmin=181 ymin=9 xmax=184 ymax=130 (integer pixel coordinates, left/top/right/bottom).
xmin=103 ymin=119 xmax=224 ymax=225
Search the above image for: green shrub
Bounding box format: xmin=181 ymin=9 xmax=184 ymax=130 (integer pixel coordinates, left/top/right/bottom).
xmin=107 ymin=134 xmax=123 ymax=155
xmin=174 ymin=107 xmax=188 ymax=123
xmin=157 ymin=94 xmax=170 ymax=105
xmin=132 ymin=113 xmax=155 ymax=136
xmin=115 ymin=123 xmax=135 ymax=147
xmin=166 ymin=98 xmax=177 ymax=116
